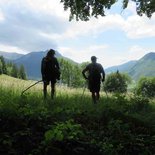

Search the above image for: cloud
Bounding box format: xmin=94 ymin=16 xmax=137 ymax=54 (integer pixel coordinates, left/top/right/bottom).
xmin=0 ymin=0 xmax=154 ymax=68
xmin=122 ymin=14 xmax=155 ymax=39
xmin=127 ymin=45 xmax=155 ymax=60
xmin=57 ymin=44 xmax=128 ymax=69
xmin=52 ymin=14 xmax=124 ymax=41
xmin=0 ymin=0 xmax=70 ymax=52
xmin=0 ymin=9 xmax=5 ymax=22
xmin=25 ymin=0 xmax=70 ymax=19
xmin=0 ymin=44 xmax=26 ymax=53
xmin=46 ymin=12 xmax=155 ymax=41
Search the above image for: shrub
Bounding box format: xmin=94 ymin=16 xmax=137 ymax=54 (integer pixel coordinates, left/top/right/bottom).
xmin=136 ymin=77 xmax=155 ymax=98
xmin=103 ymin=71 xmax=131 ymax=93
xmin=45 ymin=119 xmax=83 ymax=142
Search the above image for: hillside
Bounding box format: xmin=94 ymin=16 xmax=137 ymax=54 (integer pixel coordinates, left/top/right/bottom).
xmin=13 ymin=50 xmax=63 ymax=79
xmin=105 ymin=52 xmax=155 ymax=81
xmin=105 ymin=60 xmax=137 ymax=74
xmin=128 ymin=52 xmax=155 ymax=80
xmin=0 ymin=51 xmax=23 ymax=60
xmin=0 ymin=50 xmax=78 ymax=80
xmin=1 ymin=51 xmax=155 ymax=81
xmin=1 ymin=74 xmax=155 ymax=155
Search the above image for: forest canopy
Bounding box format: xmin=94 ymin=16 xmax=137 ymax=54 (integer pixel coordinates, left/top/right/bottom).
xmin=60 ymin=0 xmax=155 ymax=21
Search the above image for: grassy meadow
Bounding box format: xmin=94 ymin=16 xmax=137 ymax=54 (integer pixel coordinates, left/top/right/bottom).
xmin=1 ymin=74 xmax=155 ymax=155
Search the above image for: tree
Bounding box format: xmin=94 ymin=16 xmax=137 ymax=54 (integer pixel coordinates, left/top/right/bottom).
xmin=59 ymin=58 xmax=72 ymax=86
xmin=11 ymin=64 xmax=19 ymax=78
xmin=71 ymin=64 xmax=85 ymax=88
xmin=103 ymin=71 xmax=131 ymax=93
xmin=135 ymin=77 xmax=155 ymax=98
xmin=6 ymin=61 xmax=13 ymax=76
xmin=60 ymin=0 xmax=155 ymax=21
xmin=0 ymin=59 xmax=2 ymax=74
xmin=19 ymin=65 xmax=27 ymax=80
xmin=0 ymin=56 xmax=7 ymax=74
xmin=59 ymin=58 xmax=84 ymax=88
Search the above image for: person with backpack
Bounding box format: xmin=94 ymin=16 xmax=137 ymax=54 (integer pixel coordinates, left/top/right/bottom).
xmin=41 ymin=49 xmax=60 ymax=99
xmin=82 ymin=56 xmax=105 ymax=103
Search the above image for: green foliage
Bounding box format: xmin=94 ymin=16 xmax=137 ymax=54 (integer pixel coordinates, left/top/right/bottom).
xmin=129 ymin=95 xmax=151 ymax=113
xmin=128 ymin=53 xmax=155 ymax=81
xmin=6 ymin=62 xmax=13 ymax=76
xmin=1 ymin=76 xmax=155 ymax=155
xmin=11 ymin=64 xmax=19 ymax=78
xmin=60 ymin=0 xmax=155 ymax=21
xmin=0 ymin=56 xmax=7 ymax=74
xmin=45 ymin=119 xmax=83 ymax=142
xmin=136 ymin=77 xmax=155 ymax=98
xmin=0 ymin=57 xmax=27 ymax=79
xmin=104 ymin=71 xmax=131 ymax=93
xmin=0 ymin=59 xmax=2 ymax=74
xmin=59 ymin=58 xmax=85 ymax=88
xmin=19 ymin=65 xmax=27 ymax=80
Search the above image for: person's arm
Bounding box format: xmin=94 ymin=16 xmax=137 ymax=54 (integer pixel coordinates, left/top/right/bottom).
xmin=100 ymin=64 xmax=105 ymax=82
xmin=55 ymin=58 xmax=60 ymax=70
xmin=41 ymin=58 xmax=46 ymax=81
xmin=82 ymin=67 xmax=88 ymax=80
xmin=101 ymin=70 xmax=105 ymax=82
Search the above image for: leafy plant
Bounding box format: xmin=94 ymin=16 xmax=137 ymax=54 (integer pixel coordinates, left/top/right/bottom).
xmin=45 ymin=119 xmax=83 ymax=142
xmin=103 ymin=71 xmax=131 ymax=93
xmin=135 ymin=77 xmax=155 ymax=98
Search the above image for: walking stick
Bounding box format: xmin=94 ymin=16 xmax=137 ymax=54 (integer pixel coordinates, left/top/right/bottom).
xmin=81 ymin=81 xmax=87 ymax=99
xmin=21 ymin=80 xmax=42 ymax=95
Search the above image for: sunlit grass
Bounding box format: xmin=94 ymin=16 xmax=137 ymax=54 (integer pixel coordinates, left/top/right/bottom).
xmin=1 ymin=74 xmax=155 ymax=121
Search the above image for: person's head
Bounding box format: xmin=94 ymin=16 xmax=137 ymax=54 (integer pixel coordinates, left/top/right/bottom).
xmin=91 ymin=56 xmax=97 ymax=63
xmin=47 ymin=49 xmax=55 ymax=57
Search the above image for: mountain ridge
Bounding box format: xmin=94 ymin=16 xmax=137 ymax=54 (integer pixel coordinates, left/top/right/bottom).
xmin=1 ymin=51 xmax=155 ymax=81
xmin=13 ymin=50 xmax=68 ymax=79
xmin=105 ymin=52 xmax=155 ymax=80
xmin=105 ymin=60 xmax=137 ymax=74
xmin=0 ymin=51 xmax=24 ymax=60
xmin=128 ymin=52 xmax=155 ymax=80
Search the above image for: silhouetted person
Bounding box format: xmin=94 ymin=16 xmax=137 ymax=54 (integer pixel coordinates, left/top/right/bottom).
xmin=82 ymin=56 xmax=105 ymax=103
xmin=41 ymin=49 xmax=60 ymax=99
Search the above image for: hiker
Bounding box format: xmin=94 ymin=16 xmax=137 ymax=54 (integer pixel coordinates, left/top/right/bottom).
xmin=41 ymin=49 xmax=60 ymax=99
xmin=82 ymin=56 xmax=105 ymax=103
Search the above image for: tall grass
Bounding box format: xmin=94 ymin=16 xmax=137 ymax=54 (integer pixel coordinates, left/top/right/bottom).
xmin=1 ymin=74 xmax=155 ymax=155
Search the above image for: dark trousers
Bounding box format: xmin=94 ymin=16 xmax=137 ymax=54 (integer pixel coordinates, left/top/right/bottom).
xmin=43 ymin=80 xmax=56 ymax=99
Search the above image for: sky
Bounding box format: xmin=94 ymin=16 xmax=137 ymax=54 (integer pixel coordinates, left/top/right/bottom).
xmin=0 ymin=0 xmax=155 ymax=68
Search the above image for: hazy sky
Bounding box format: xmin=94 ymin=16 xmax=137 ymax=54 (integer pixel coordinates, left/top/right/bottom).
xmin=0 ymin=0 xmax=155 ymax=68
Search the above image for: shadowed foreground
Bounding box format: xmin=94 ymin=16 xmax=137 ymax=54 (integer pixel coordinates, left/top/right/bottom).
xmin=0 ymin=75 xmax=155 ymax=155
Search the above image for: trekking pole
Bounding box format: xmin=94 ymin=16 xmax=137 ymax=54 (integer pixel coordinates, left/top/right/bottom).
xmin=102 ymin=81 xmax=108 ymax=98
xmin=104 ymin=89 xmax=108 ymax=98
xmin=21 ymin=80 xmax=42 ymax=95
xmin=81 ymin=81 xmax=87 ymax=99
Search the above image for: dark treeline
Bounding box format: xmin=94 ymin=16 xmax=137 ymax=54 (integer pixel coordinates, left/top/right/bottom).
xmin=0 ymin=56 xmax=27 ymax=80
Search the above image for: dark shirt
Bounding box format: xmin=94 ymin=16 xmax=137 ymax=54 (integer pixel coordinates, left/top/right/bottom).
xmin=83 ymin=62 xmax=105 ymax=81
xmin=82 ymin=62 xmax=105 ymax=92
xmin=41 ymin=56 xmax=59 ymax=81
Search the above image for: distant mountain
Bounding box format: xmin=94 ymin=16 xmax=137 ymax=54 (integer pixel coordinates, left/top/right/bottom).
xmin=105 ymin=60 xmax=137 ymax=74
xmin=13 ymin=50 xmax=64 ymax=80
xmin=1 ymin=50 xmax=77 ymax=80
xmin=128 ymin=52 xmax=155 ymax=80
xmin=105 ymin=52 xmax=155 ymax=81
xmin=0 ymin=51 xmax=23 ymax=60
xmin=1 ymin=50 xmax=155 ymax=81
